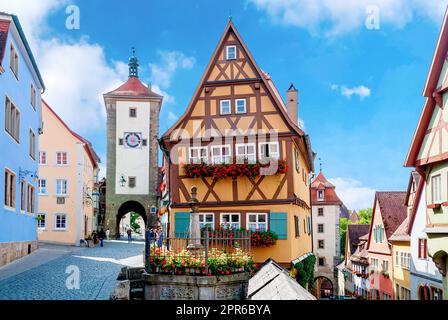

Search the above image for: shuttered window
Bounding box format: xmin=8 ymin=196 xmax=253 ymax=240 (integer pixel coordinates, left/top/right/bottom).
xmin=270 ymin=212 xmax=287 ymax=239
xmin=174 ymin=212 xmax=190 ymax=238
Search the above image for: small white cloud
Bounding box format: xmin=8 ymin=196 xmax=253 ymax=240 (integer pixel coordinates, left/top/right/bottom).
xmin=149 ymin=50 xmax=196 ymax=89
xmin=329 ymin=177 xmax=376 ymax=211
xmin=331 ymin=84 xmax=371 ymax=99
xmin=168 ymin=111 xmax=178 ymax=121
xmin=341 ymin=85 xmax=371 ymax=99
xmin=298 ymin=118 xmax=306 ymax=130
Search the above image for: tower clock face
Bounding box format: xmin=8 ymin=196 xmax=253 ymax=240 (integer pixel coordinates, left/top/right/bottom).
xmin=124 ymin=132 xmax=142 ymax=148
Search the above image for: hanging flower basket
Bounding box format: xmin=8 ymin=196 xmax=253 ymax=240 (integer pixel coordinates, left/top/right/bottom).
xmin=184 ymin=160 xmax=288 ymax=179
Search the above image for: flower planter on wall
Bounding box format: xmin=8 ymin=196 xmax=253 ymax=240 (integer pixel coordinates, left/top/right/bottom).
xmin=142 ymin=272 xmax=250 ymax=300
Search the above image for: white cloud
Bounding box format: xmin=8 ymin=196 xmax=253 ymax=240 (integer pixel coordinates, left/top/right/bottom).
xmin=168 ymin=111 xmax=179 ymax=121
xmin=331 ymin=84 xmax=371 ymax=99
xmin=329 ymin=177 xmax=376 ymax=211
xmin=149 ymin=50 xmax=196 ymax=89
xmin=249 ymin=0 xmax=448 ymax=36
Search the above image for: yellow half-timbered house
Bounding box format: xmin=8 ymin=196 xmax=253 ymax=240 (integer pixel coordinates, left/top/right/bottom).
xmin=160 ymin=20 xmax=315 ymax=267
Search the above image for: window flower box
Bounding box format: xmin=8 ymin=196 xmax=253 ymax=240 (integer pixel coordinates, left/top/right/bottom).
xmin=427 ymin=203 xmax=442 ymax=209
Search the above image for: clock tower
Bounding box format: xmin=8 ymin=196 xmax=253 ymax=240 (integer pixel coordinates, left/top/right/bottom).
xmin=103 ymin=49 xmax=163 ymax=238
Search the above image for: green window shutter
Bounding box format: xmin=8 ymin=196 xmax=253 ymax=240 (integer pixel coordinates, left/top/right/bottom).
xmin=174 ymin=212 xmax=190 ymax=238
xmin=270 ymin=212 xmax=287 ymax=240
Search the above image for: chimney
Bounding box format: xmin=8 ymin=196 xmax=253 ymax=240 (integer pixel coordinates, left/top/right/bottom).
xmin=287 ymin=83 xmax=298 ymax=126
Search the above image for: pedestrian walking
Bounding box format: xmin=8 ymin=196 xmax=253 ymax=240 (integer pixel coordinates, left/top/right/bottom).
xmin=157 ymin=227 xmax=164 ymax=248
xmin=105 ymin=228 xmax=110 ymax=240
xmin=98 ymin=228 xmax=106 ymax=247
xmin=127 ymin=228 xmax=132 ymax=243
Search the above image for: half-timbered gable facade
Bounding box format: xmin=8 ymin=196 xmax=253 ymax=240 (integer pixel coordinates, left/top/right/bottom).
xmin=161 ymin=20 xmax=315 ymax=266
xmin=405 ymin=9 xmax=448 ymax=299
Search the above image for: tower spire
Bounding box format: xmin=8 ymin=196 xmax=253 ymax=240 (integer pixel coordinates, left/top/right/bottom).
xmin=319 ymin=158 xmax=322 ymax=173
xmin=128 ymin=47 xmax=139 ymax=78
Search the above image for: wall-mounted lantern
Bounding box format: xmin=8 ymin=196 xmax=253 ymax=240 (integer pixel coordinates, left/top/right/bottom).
xmin=119 ymin=175 xmax=127 ymax=187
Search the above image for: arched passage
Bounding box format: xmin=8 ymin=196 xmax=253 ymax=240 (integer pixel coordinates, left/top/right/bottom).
xmin=116 ymin=201 xmax=147 ymax=239
xmin=418 ymin=285 xmax=431 ymax=300
xmin=314 ymin=276 xmax=333 ymax=299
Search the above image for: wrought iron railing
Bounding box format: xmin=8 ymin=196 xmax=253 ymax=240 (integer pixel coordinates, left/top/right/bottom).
xmin=144 ymin=229 xmax=252 ymax=276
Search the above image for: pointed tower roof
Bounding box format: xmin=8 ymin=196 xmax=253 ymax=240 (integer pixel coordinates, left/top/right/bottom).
xmin=311 ymin=171 xmax=342 ymax=205
xmin=104 ymin=48 xmax=162 ymax=99
xmin=311 ymin=171 xmax=335 ymax=189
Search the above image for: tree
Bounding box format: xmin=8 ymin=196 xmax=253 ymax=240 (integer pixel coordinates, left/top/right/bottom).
xmin=357 ymin=208 xmax=373 ymax=225
xmin=340 ymin=218 xmax=350 ymax=259
xmin=130 ymin=212 xmax=141 ymax=232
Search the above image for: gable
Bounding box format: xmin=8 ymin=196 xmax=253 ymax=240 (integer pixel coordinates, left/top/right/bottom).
xmin=162 ymin=20 xmax=305 ymax=143
xmin=367 ymin=198 xmax=389 ymax=253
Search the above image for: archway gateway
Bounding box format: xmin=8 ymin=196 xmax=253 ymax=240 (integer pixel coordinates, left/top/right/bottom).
xmin=116 ymin=201 xmax=147 ymax=238
xmin=314 ymin=276 xmax=333 ymax=299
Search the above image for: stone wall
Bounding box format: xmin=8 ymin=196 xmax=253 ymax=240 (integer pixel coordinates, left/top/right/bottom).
xmin=0 ymin=241 xmax=38 ymax=267
xmin=143 ymin=273 xmax=249 ymax=300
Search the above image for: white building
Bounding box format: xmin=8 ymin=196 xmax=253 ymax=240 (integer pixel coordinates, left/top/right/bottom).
xmin=311 ymin=171 xmax=344 ymax=298
xmin=407 ymin=171 xmax=444 ymax=299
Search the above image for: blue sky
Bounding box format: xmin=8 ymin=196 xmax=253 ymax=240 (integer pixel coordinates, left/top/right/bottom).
xmin=2 ymin=0 xmax=447 ymax=210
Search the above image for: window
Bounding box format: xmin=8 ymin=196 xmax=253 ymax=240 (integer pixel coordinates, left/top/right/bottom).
xmin=318 ymin=208 xmax=324 ymax=216
xmin=142 ymin=139 xmax=147 ymax=146
xmin=318 ymin=240 xmax=325 ymax=249
xmin=37 ymin=213 xmax=46 ymax=229
xmin=27 ymin=184 xmax=35 ymax=214
xmin=220 ymin=213 xmax=240 ymax=229
xmin=220 ymin=100 xmax=231 ymax=115
xmin=129 ymin=108 xmax=137 ymax=118
xmin=55 ymin=214 xmax=67 ymax=230
xmin=395 ymin=251 xmax=399 ymax=265
xmin=211 ymin=145 xmax=231 ymax=164
xmin=38 ymin=179 xmax=47 ymax=195
xmin=247 ymin=213 xmax=267 ymax=231
xmin=400 ymin=252 xmax=411 ymax=270
xmin=431 ymin=174 xmax=442 ymax=203
xmin=189 ymin=147 xmax=208 ymax=164
xmin=371 ymin=258 xmax=379 ymax=271
xmin=317 ymin=189 xmax=324 ymax=201
xmin=4 ymin=169 xmax=16 ymax=208
xmin=29 ymin=129 xmax=36 ymax=159
xmin=10 ymin=44 xmax=19 ymax=77
xmin=235 ymin=99 xmax=246 ymax=114
xmin=56 ymin=152 xmax=68 ymax=165
xmin=317 ymin=224 xmax=324 ymax=233
xmin=236 ymin=143 xmax=256 ymax=163
xmin=128 ymin=177 xmax=136 ymax=188
xmin=374 ymin=224 xmax=384 ymax=242
xmin=307 ymin=216 xmax=312 ymax=235
xmin=259 ymin=142 xmax=280 ymax=160
xmin=294 ymin=147 xmax=300 ymax=173
xmin=382 ymin=260 xmax=389 ymax=273
xmin=418 ymin=238 xmax=428 ymax=259
xmin=56 ymin=179 xmax=68 ymax=196
xmin=199 ymin=213 xmax=214 ymax=230
xmin=5 ymin=97 xmax=20 ymax=142
xmin=30 ymin=84 xmax=36 ymax=109
xmin=318 ymin=257 xmax=325 ymax=266
xmin=118 ymin=138 xmax=124 ymax=146
xmin=39 ymin=151 xmax=47 ymax=165
xmin=431 ymin=287 xmax=443 ymax=300
xmin=294 ymin=216 xmax=300 ymax=237
xmin=226 ymin=45 xmax=236 ymax=60
xmin=20 ymin=179 xmax=26 ymax=211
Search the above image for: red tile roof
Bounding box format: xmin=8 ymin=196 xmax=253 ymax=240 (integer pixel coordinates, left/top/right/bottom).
xmin=349 ymin=210 xmax=359 ymax=223
xmin=347 ymin=224 xmax=370 ymax=255
xmin=0 ymin=19 xmax=10 ymax=65
xmin=311 ymin=171 xmax=342 ymax=205
xmin=389 ymin=217 xmax=410 ymax=242
xmin=376 ymin=191 xmax=408 ymax=239
xmin=104 ymin=77 xmax=163 ymax=98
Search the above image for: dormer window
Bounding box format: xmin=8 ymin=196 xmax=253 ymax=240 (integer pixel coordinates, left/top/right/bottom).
xmin=317 ymin=189 xmax=324 ymax=201
xmin=226 ymin=46 xmax=236 ymax=60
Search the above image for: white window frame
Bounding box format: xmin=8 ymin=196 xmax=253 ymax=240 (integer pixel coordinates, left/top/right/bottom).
xmin=38 ymin=179 xmax=47 ymax=195
xmin=199 ymin=213 xmax=215 ymax=230
xmin=317 ymin=207 xmax=324 ymax=216
xmin=317 ymin=189 xmax=325 ymax=201
xmin=4 ymin=168 xmax=16 ymax=209
xmin=226 ymin=45 xmax=236 ymax=60
xmin=247 ymin=213 xmax=268 ymax=232
xmin=56 ymin=151 xmax=68 ymax=165
xmin=431 ymin=174 xmax=442 ymax=203
xmin=39 ymin=151 xmax=47 ymax=165
xmin=220 ymin=99 xmax=231 ymax=115
xmin=259 ymin=142 xmax=280 ymax=160
xmin=188 ymin=146 xmax=208 ymax=164
xmin=55 ymin=213 xmax=67 ymax=230
xmin=220 ymin=213 xmax=241 ymax=229
xmin=5 ymin=96 xmax=20 ymax=143
xmin=236 ymin=143 xmax=256 ymax=163
xmin=211 ymin=145 xmax=232 ymax=164
xmin=56 ymin=179 xmax=68 ymax=196
xmin=37 ymin=213 xmax=46 ymax=230
xmin=235 ymin=99 xmax=247 ymax=114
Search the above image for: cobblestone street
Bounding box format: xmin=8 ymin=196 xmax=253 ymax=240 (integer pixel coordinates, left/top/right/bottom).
xmin=0 ymin=241 xmax=144 ymax=300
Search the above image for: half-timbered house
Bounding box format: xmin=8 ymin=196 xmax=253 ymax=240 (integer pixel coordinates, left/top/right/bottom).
xmin=160 ymin=20 xmax=315 ymax=267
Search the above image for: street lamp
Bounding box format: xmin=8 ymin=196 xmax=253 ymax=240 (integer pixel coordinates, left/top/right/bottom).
xmin=119 ymin=175 xmax=127 ymax=187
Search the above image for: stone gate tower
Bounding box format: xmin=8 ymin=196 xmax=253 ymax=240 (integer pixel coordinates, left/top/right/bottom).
xmin=103 ymin=49 xmax=163 ymax=238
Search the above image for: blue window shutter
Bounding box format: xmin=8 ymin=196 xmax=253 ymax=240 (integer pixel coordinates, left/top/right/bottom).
xmin=270 ymin=212 xmax=287 ymax=240
xmin=174 ymin=212 xmax=190 ymax=238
